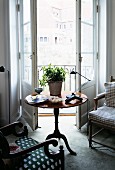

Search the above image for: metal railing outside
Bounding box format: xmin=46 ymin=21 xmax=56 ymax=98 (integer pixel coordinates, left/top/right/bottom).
xmin=24 ymin=64 xmax=92 ymax=92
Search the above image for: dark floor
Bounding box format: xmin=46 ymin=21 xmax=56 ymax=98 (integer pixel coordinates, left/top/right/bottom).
xmin=26 ymin=116 xmax=115 ymax=170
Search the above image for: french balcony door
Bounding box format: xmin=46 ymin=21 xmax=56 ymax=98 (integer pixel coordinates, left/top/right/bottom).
xmin=76 ymin=0 xmax=97 ymax=129
xmin=37 ymin=0 xmax=97 ymax=129
xmin=19 ymin=0 xmax=38 ymax=130
xmin=19 ymin=0 xmax=97 ymax=130
xmin=37 ymin=0 xmax=77 ymax=115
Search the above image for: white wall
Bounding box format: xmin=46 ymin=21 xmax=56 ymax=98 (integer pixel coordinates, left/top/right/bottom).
xmin=9 ymin=0 xmax=20 ymax=122
xmin=0 ymin=0 xmax=9 ymax=124
xmin=0 ymin=0 xmax=20 ymax=124
xmin=98 ymin=0 xmax=113 ymax=93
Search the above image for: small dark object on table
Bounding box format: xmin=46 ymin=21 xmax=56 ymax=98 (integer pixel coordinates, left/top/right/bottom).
xmin=35 ymin=87 xmax=43 ymax=94
xmin=65 ymin=93 xmax=83 ymax=103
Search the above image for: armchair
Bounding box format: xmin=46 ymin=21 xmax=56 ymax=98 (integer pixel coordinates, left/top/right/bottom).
xmin=88 ymin=76 xmax=115 ymax=150
xmin=0 ymin=122 xmax=64 ymax=169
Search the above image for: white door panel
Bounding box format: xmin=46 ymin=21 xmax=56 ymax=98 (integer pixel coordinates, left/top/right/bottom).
xmin=77 ymin=82 xmax=96 ymax=129
xmin=76 ymin=0 xmax=97 ymax=129
xmin=20 ymin=0 xmax=38 ymax=130
xmin=22 ymin=85 xmax=38 ymax=130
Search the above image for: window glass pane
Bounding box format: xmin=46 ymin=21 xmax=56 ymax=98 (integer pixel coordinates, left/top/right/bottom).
xmin=24 ymin=23 xmax=31 ymax=53
xmin=81 ymin=0 xmax=94 ymax=83
xmin=81 ymin=0 xmax=93 ymax=24
xmin=81 ymin=23 xmax=93 ymax=52
xmin=40 ymin=37 xmax=43 ymax=42
xmin=44 ymin=37 xmax=47 ymax=42
xmin=22 ymin=0 xmax=32 ymax=84
xmin=24 ymin=54 xmax=32 ymax=83
xmin=23 ymin=0 xmax=30 ymax=23
xmin=81 ymin=54 xmax=94 ymax=83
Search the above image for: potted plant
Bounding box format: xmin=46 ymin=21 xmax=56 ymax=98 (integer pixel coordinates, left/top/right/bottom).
xmin=39 ymin=64 xmax=67 ymax=96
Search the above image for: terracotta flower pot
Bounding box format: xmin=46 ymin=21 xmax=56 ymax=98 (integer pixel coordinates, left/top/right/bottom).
xmin=48 ymin=81 xmax=62 ymax=96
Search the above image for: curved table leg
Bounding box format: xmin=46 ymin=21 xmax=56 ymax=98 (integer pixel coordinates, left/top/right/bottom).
xmin=46 ymin=108 xmax=76 ymax=155
xmin=46 ymin=133 xmax=57 ymax=140
xmin=46 ymin=132 xmax=76 ymax=155
xmin=59 ymin=133 xmax=76 ymax=155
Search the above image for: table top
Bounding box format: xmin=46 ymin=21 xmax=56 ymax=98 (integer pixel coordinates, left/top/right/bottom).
xmin=25 ymin=91 xmax=88 ymax=109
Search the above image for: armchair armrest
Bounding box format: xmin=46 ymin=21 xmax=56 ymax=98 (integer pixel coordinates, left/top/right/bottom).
xmin=94 ymin=92 xmax=105 ymax=110
xmin=0 ymin=122 xmax=28 ymax=137
xmin=7 ymin=139 xmax=63 ymax=159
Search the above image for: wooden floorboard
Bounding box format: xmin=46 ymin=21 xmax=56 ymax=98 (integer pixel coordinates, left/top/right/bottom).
xmin=38 ymin=113 xmax=76 ymax=116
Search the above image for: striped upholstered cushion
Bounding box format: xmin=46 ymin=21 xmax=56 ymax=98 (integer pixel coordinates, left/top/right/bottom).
xmin=89 ymin=106 xmax=115 ymax=128
xmin=104 ymin=82 xmax=115 ymax=107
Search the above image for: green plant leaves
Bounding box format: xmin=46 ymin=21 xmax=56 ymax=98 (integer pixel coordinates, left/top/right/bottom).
xmin=39 ymin=64 xmax=67 ymax=87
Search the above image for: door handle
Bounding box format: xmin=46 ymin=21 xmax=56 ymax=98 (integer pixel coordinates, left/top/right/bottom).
xmin=79 ymin=56 xmax=83 ymax=62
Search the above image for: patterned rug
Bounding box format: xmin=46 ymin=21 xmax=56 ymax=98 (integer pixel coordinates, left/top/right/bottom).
xmin=15 ymin=136 xmax=62 ymax=170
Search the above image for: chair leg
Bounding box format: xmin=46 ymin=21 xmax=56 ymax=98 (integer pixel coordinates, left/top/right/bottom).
xmin=88 ymin=120 xmax=92 ymax=148
xmin=87 ymin=121 xmax=89 ymax=136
